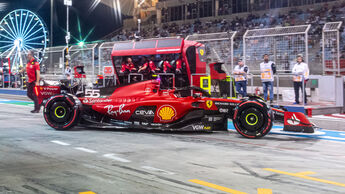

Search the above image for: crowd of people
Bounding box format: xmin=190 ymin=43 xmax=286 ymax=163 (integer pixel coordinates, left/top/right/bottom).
xmin=111 ymin=1 xmax=345 ymax=68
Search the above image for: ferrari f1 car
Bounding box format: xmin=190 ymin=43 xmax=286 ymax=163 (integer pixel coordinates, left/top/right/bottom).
xmin=38 ymin=78 xmax=316 ymax=139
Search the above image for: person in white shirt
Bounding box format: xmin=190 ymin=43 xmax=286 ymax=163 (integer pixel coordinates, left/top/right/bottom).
xmin=64 ymin=64 xmax=72 ymax=80
xmin=233 ymin=58 xmax=249 ymax=97
xmin=260 ymin=54 xmax=276 ymax=103
xmin=292 ymin=55 xmax=309 ymax=105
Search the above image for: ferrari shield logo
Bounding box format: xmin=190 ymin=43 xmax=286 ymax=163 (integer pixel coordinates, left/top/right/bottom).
xmin=206 ymin=100 xmax=213 ymax=109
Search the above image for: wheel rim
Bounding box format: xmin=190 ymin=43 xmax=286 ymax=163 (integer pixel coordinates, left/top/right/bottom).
xmin=245 ymin=113 xmax=258 ymax=126
xmin=54 ymin=106 xmax=66 ymax=119
xmin=239 ymin=107 xmax=264 ymax=132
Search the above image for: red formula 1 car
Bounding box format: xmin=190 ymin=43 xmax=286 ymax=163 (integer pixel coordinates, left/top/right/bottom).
xmin=38 ymin=79 xmax=316 ymax=139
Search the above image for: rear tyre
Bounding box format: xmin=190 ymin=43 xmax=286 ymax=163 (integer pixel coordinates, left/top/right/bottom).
xmin=43 ymin=95 xmax=80 ymax=130
xmin=233 ymin=101 xmax=272 ymax=138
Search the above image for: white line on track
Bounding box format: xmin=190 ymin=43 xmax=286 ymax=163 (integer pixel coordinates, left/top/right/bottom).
xmin=322 ymin=136 xmax=345 ymax=141
xmin=103 ymin=154 xmax=131 ymax=163
xmin=141 ymin=166 xmax=175 ymax=175
xmin=74 ymin=147 xmax=98 ymax=153
xmin=50 ymin=140 xmax=70 ymax=146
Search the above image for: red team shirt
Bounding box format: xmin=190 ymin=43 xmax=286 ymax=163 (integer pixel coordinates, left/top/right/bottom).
xmin=26 ymin=58 xmax=40 ymax=83
xmin=176 ymin=59 xmax=183 ymax=70
xmin=163 ymin=61 xmax=172 ymax=72
xmin=142 ymin=60 xmax=157 ymax=71
xmin=120 ymin=62 xmax=136 ymax=72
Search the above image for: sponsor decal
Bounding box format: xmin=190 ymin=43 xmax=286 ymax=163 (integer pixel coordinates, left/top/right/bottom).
xmin=133 ymin=121 xmax=140 ymax=125
xmin=135 ymin=110 xmax=155 ymax=116
xmin=141 ymin=122 xmax=149 ymax=126
xmin=219 ymin=108 xmax=229 ymax=113
xmin=151 ymin=123 xmax=163 ymax=126
xmin=274 ymin=111 xmax=284 ymax=117
xmin=157 ymin=105 xmax=176 ymax=121
xmin=206 ymin=100 xmax=213 ymax=109
xmin=207 ymin=116 xmax=223 ymax=122
xmin=192 ymin=125 xmax=204 ymax=130
xmin=104 ymin=104 xmax=130 ymax=116
xmin=41 ymin=87 xmax=59 ymax=91
xmin=287 ymin=114 xmax=300 ymax=125
xmin=83 ymin=98 xmax=112 ymax=104
xmin=215 ymin=101 xmax=237 ymax=106
xmin=192 ymin=125 xmax=212 ymax=130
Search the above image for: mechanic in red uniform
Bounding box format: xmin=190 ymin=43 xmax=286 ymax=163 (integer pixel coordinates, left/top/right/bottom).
xmin=175 ymin=56 xmax=187 ymax=87
xmin=139 ymin=56 xmax=159 ymax=75
xmin=120 ymin=57 xmax=137 ymax=73
xmin=175 ymin=56 xmax=184 ymax=74
xmin=163 ymin=55 xmax=173 ymax=73
xmin=25 ymin=50 xmax=41 ymax=113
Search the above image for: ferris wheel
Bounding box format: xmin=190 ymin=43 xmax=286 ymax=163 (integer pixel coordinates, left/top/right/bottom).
xmin=0 ymin=9 xmax=49 ymax=72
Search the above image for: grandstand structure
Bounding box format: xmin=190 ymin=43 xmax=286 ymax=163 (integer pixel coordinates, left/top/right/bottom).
xmin=243 ymin=25 xmax=310 ymax=72
xmin=186 ymin=32 xmax=237 ymax=71
xmin=323 ymin=21 xmax=343 ymax=76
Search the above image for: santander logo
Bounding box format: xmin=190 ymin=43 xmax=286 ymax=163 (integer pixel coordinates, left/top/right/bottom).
xmin=287 ymin=114 xmax=300 ymax=125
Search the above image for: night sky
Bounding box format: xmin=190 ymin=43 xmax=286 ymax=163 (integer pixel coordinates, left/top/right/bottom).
xmin=0 ymin=0 xmax=124 ymax=46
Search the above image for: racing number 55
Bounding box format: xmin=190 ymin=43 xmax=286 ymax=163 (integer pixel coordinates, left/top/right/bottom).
xmin=85 ymin=89 xmax=100 ymax=98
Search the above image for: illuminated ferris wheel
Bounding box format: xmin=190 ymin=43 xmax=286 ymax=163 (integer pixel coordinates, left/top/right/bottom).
xmin=0 ymin=9 xmax=49 ymax=71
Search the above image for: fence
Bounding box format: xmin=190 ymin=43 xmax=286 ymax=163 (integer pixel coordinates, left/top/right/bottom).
xmin=243 ymin=25 xmax=310 ymax=72
xmin=185 ymin=31 xmax=237 ymax=72
xmin=98 ymin=42 xmax=116 ymax=75
xmin=322 ymin=22 xmax=343 ymax=76
xmin=68 ymin=43 xmax=98 ymax=84
xmin=41 ymin=46 xmax=67 ymax=75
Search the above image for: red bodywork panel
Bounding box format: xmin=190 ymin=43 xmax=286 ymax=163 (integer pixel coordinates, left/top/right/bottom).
xmin=79 ymin=80 xmax=241 ymax=123
xmin=35 ymin=86 xmax=61 ymax=105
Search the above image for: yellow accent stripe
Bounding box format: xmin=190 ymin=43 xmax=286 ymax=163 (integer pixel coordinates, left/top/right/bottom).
xmin=79 ymin=192 xmax=96 ymax=194
xmin=257 ymin=188 xmax=272 ymax=194
xmin=189 ymin=179 xmax=247 ymax=194
xmin=264 ymin=168 xmax=345 ymax=187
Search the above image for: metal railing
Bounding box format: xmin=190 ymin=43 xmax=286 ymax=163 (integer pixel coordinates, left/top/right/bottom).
xmin=158 ymin=73 xmax=175 ymax=90
xmin=191 ymin=73 xmax=209 ymax=96
xmin=128 ymin=73 xmax=144 ymax=83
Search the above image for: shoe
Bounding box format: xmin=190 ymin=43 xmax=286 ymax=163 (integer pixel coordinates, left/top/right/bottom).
xmin=30 ymin=110 xmax=40 ymax=113
xmin=293 ymin=102 xmax=300 ymax=105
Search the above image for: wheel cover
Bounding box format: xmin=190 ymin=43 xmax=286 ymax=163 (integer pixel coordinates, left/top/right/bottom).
xmin=54 ymin=106 xmax=66 ymax=119
xmin=245 ymin=113 xmax=258 ymax=126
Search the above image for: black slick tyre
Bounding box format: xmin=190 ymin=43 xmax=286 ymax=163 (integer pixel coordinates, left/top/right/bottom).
xmin=233 ymin=100 xmax=272 ymax=138
xmin=43 ymin=95 xmax=80 ymax=130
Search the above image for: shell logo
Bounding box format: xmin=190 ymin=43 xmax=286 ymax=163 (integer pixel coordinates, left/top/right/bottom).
xmin=158 ymin=105 xmax=176 ymax=121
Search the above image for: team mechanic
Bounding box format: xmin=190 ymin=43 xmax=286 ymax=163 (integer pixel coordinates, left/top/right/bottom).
xmin=22 ymin=50 xmax=41 ymax=113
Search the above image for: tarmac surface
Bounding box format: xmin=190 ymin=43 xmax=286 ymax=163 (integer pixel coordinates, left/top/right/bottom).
xmin=1 ymin=97 xmax=345 ymax=194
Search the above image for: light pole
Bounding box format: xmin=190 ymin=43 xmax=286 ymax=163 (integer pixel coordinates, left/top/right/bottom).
xmin=64 ymin=0 xmax=72 ymax=71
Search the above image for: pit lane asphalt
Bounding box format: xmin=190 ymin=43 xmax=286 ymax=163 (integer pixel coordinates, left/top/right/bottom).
xmin=1 ymin=102 xmax=345 ymax=194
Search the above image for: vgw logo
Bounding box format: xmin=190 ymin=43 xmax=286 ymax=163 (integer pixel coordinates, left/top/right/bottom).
xmin=287 ymin=114 xmax=300 ymax=125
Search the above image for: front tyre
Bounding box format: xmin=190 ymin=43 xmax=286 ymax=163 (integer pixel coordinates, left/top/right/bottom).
xmin=44 ymin=95 xmax=80 ymax=130
xmin=233 ymin=101 xmax=272 ymax=138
